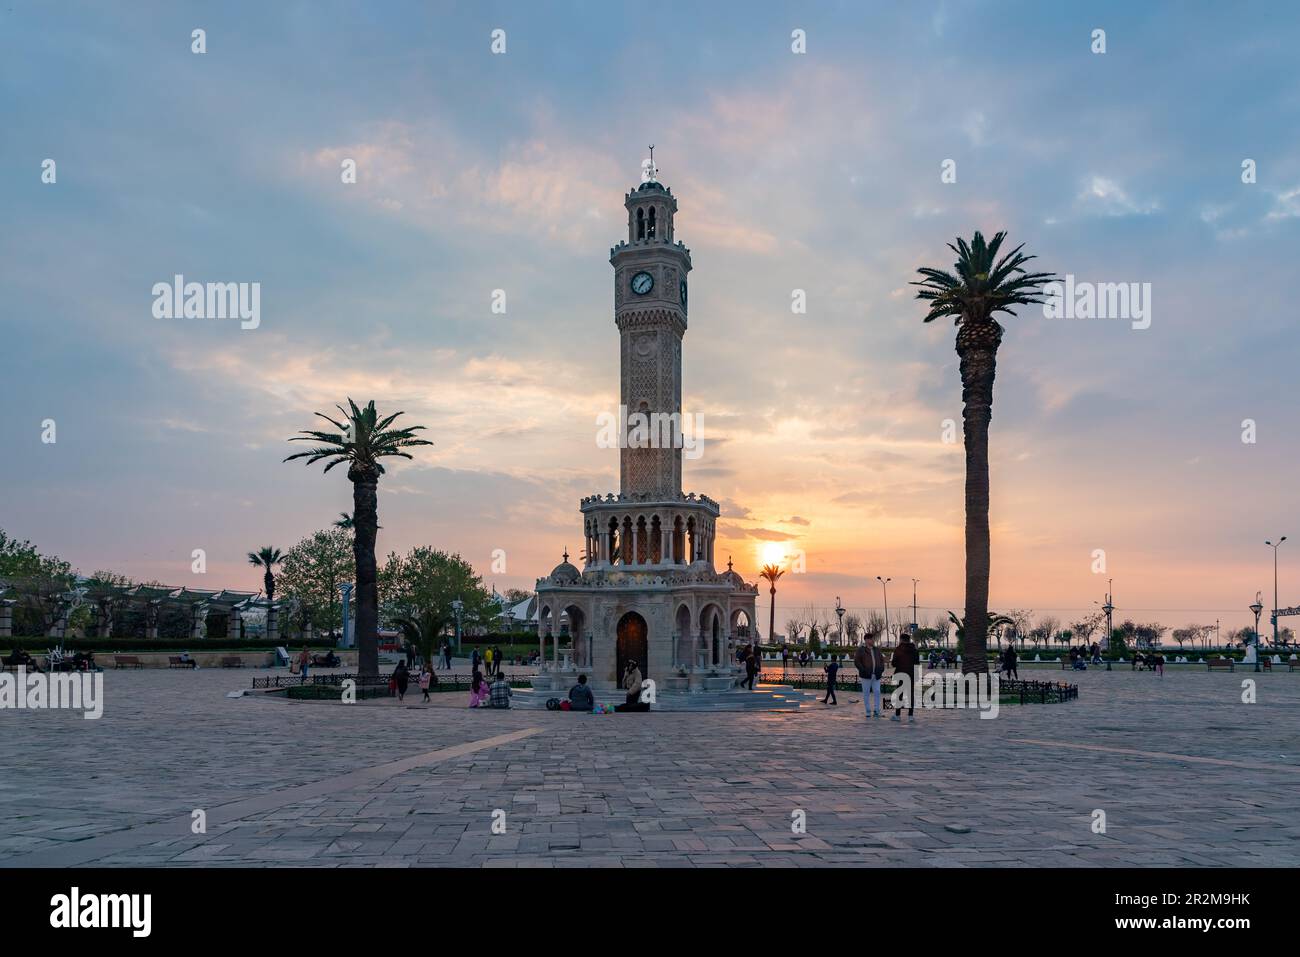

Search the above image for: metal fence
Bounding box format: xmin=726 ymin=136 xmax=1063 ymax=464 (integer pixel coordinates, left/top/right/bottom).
xmin=251 ymin=672 xmax=537 ymax=694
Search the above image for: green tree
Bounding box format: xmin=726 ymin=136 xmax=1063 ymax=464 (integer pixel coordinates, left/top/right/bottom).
xmin=247 ymin=546 xmax=283 ymax=601
xmin=379 ymin=547 xmax=495 ymax=663
xmin=285 ymin=399 xmax=432 ymax=676
xmin=914 ymin=232 xmax=1057 ymax=673
xmin=0 ymin=530 xmax=75 ymax=636
xmin=278 ymin=529 xmax=355 ymax=637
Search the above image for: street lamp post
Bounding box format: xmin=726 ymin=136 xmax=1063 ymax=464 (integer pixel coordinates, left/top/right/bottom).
xmin=877 ymin=576 xmax=892 ymax=646
xmin=835 ymin=596 xmax=845 ymax=647
xmin=911 ymin=578 xmax=919 ymax=631
xmin=451 ymin=597 xmax=464 ymax=654
xmin=1267 ymin=537 xmax=1287 ymax=656
xmin=1250 ymin=593 xmax=1264 ymax=674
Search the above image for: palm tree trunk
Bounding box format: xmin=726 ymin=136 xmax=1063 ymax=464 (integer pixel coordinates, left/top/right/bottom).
xmin=352 ymin=473 xmax=380 ymax=677
xmin=767 ymin=587 xmax=776 ymax=649
xmin=957 ymin=323 xmax=1000 ymax=675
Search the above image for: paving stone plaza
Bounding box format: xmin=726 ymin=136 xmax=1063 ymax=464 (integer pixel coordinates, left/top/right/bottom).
xmin=3 ymin=666 xmax=1297 ymax=868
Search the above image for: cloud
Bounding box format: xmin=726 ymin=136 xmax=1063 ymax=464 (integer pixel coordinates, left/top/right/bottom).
xmin=1075 ymin=176 xmax=1159 ymax=217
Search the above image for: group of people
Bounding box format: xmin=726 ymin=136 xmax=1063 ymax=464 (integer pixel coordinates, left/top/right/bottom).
xmin=469 ymin=645 xmax=507 ymax=677
xmin=4 ymin=647 xmax=101 ymax=673
xmin=1067 ymin=643 xmax=1103 ymax=670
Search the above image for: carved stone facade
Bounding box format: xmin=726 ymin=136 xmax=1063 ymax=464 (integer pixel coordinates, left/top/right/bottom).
xmin=533 ymin=169 xmax=758 ymax=693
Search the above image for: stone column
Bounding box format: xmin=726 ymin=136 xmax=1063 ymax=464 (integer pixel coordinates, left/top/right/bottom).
xmin=228 ymin=606 xmax=242 ymax=641
xmin=552 ymin=619 xmax=559 ymax=670
xmin=266 ymin=605 xmax=280 ymax=645
xmin=303 ymin=620 xmax=313 ymax=644
xmin=0 ymin=600 xmax=14 ymax=639
xmin=631 ymin=523 xmax=639 ymax=565
xmin=538 ymin=624 xmax=546 ymax=671
xmin=662 ymin=527 xmax=672 ymax=566
xmin=145 ymin=600 xmax=159 ymax=640
xmin=191 ymin=603 xmax=207 ymax=641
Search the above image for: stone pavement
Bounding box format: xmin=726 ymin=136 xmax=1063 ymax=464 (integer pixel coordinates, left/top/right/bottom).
xmin=1 ymin=667 xmax=1297 ymax=867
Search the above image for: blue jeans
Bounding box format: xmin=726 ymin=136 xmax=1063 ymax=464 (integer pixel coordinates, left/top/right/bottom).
xmin=861 ymin=677 xmax=882 ymax=714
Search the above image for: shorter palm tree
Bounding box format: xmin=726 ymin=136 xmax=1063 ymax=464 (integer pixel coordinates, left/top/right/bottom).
xmin=248 ymin=546 xmax=283 ymax=602
xmin=759 ymin=563 xmax=785 ymax=648
xmin=285 ymin=399 xmax=432 ymax=677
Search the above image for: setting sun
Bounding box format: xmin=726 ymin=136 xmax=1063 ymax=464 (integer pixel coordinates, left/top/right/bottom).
xmin=760 ymin=541 xmax=791 ymax=567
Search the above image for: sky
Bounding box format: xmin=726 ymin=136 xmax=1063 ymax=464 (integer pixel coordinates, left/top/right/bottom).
xmin=2 ymin=1 xmax=1299 ymax=636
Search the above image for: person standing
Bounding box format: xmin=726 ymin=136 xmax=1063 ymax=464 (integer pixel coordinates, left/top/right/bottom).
xmin=1003 ymin=642 xmax=1018 ymax=680
xmin=822 ymin=654 xmax=839 ymax=705
xmin=471 ymin=647 xmax=481 ymax=673
xmin=484 ymin=646 xmax=493 ymax=677
xmin=418 ymin=664 xmax=432 ymax=702
xmin=392 ymin=660 xmax=410 ymax=702
xmin=743 ymin=649 xmax=759 ymax=690
xmin=890 ymin=632 xmax=918 ymax=722
xmin=296 ymin=645 xmax=311 ymax=683
xmin=854 ymin=634 xmax=885 ymax=718
xmin=442 ymin=640 xmax=452 ymax=670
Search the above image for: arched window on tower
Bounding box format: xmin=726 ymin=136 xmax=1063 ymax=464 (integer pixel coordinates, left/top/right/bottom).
xmin=647 ymin=206 xmax=657 ymax=239
xmin=636 ymin=207 xmax=645 ymax=240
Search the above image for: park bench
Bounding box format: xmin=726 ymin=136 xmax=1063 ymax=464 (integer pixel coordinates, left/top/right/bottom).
xmin=113 ymin=655 xmax=144 ymax=669
xmin=220 ymin=656 xmax=243 ymax=668
xmin=168 ymin=656 xmax=197 ymax=669
xmin=1206 ymin=659 xmax=1234 ymax=672
xmin=1290 ymin=660 xmax=1300 ymax=672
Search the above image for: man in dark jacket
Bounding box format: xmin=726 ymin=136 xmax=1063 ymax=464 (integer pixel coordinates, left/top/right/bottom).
xmin=854 ymin=634 xmax=886 ymax=717
xmin=891 ymin=633 xmax=919 ymax=721
xmin=568 ymin=674 xmax=594 ymax=712
xmin=1002 ymin=642 xmax=1018 ymax=679
xmin=742 ymin=650 xmax=759 ymax=690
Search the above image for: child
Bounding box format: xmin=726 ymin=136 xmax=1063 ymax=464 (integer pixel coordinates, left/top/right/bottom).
xmin=419 ymin=665 xmax=432 ymax=703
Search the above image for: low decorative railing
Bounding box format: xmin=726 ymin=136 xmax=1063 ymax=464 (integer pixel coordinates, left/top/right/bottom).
xmin=251 ymin=672 xmax=537 ymax=694
xmin=760 ymin=671 xmax=1077 ymax=704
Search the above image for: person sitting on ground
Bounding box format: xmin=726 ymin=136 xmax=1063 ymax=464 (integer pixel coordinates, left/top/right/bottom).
xmin=469 ymin=669 xmax=489 ymax=708
xmin=489 ymin=672 xmax=512 ymax=709
xmin=568 ymin=673 xmax=594 ymax=712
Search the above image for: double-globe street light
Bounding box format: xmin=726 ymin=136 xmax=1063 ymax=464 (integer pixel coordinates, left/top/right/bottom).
xmin=877 ymin=576 xmax=892 ymax=646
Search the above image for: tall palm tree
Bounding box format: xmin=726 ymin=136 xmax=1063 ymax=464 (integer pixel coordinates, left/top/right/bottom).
xmin=759 ymin=563 xmax=785 ymax=649
xmin=247 ymin=546 xmax=283 ymax=602
xmin=285 ymin=399 xmax=432 ymax=676
xmin=915 ymin=231 xmax=1056 ymax=674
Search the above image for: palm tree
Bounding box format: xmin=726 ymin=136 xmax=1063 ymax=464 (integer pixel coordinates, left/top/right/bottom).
xmin=285 ymin=399 xmax=432 ymax=676
xmin=915 ymin=232 xmax=1056 ymax=674
xmin=759 ymin=564 xmax=785 ymax=650
xmin=247 ymin=546 xmax=283 ymax=602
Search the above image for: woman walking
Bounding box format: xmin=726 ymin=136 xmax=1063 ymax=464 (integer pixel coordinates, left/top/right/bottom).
xmin=392 ymin=660 xmax=410 ymax=702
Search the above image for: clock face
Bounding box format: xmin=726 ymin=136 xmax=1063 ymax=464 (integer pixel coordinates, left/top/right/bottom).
xmin=679 ymin=279 xmax=687 ymax=307
xmin=630 ymin=271 xmax=653 ymax=295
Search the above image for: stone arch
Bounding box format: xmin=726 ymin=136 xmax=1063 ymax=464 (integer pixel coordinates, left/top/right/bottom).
xmin=564 ymin=603 xmax=589 ymax=668
xmin=674 ymin=602 xmax=693 ymax=666
xmin=730 ymin=607 xmax=752 ymax=639
xmin=699 ymin=602 xmax=725 ymax=667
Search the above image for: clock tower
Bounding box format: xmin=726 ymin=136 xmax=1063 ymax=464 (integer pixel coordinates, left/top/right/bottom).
xmin=610 ymin=155 xmax=691 ymax=499
xmin=532 ymin=153 xmax=758 ymax=695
